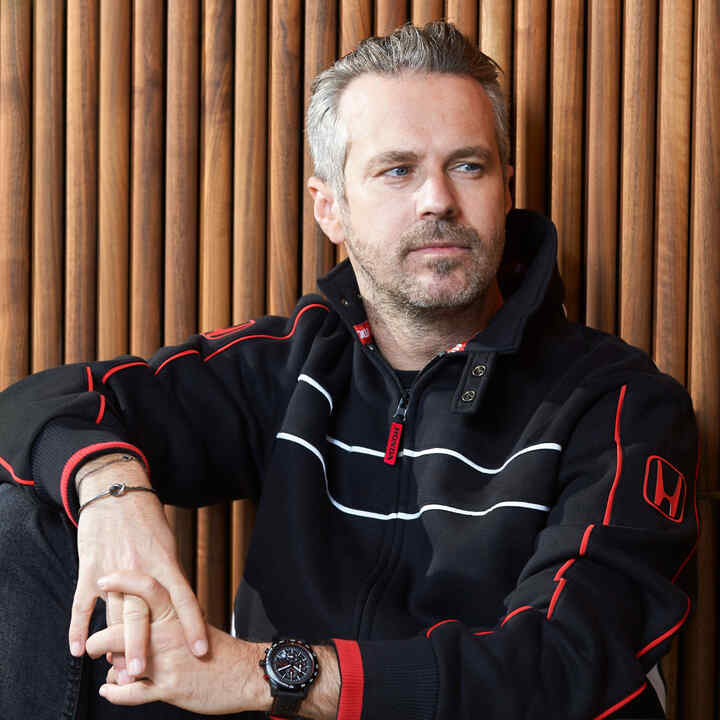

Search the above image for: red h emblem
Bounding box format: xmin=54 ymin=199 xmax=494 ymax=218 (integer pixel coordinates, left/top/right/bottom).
xmin=643 ymin=455 xmax=686 ymax=523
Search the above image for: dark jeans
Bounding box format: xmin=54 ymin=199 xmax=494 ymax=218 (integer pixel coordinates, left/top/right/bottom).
xmin=0 ymin=483 xmax=247 ymax=720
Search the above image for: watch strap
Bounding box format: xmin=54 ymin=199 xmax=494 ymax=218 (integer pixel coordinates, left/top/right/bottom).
xmin=269 ymin=690 xmax=304 ymax=718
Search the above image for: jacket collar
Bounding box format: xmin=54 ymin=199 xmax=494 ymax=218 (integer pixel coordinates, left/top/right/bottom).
xmin=317 ymin=209 xmax=563 ymax=355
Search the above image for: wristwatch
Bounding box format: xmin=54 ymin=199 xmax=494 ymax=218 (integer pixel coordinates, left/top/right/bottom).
xmin=259 ymin=638 xmax=319 ymax=718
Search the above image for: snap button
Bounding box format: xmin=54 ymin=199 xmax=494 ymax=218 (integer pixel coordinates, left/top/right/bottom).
xmin=340 ymin=297 xmax=350 ymax=306
xmin=472 ymin=364 xmax=486 ymax=377
xmin=461 ymin=390 xmax=476 ymax=402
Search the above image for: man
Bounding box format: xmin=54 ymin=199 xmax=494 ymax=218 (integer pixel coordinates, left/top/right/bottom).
xmin=0 ymin=22 xmax=697 ymax=719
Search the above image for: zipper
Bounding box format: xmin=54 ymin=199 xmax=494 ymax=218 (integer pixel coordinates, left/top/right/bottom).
xmin=383 ymin=392 xmax=408 ymax=465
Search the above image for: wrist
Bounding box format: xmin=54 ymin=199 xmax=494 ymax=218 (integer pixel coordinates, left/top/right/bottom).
xmin=75 ymin=454 xmax=150 ymax=504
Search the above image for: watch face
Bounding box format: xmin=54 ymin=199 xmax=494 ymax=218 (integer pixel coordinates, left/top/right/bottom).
xmin=267 ymin=642 xmax=316 ymax=689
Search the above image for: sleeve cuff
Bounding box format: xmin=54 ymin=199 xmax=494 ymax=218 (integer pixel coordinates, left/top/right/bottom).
xmin=332 ymin=635 xmax=438 ymax=720
xmin=31 ymin=420 xmax=148 ymax=527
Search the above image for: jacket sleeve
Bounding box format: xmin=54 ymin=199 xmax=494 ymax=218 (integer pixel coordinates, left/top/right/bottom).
xmin=0 ymin=300 xmax=330 ymax=527
xmin=331 ymin=374 xmax=699 ymax=720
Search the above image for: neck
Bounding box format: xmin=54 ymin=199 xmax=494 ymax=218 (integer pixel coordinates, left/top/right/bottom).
xmin=362 ymin=280 xmax=503 ymax=371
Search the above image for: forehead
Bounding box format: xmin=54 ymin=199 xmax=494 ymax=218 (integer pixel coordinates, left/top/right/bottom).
xmin=338 ymin=72 xmax=499 ymax=168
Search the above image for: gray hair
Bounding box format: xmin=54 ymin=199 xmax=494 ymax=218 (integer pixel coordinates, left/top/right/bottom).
xmin=306 ymin=21 xmax=510 ymax=197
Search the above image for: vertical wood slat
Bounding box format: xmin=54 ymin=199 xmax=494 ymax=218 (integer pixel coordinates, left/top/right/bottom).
xmin=513 ymin=0 xmax=548 ymax=214
xmin=32 ymin=0 xmax=65 ymax=373
xmin=164 ymin=0 xmax=200 ymax=584
xmin=337 ymin=0 xmax=372 ymax=263
xmin=653 ymin=0 xmax=692 ymax=383
xmin=130 ymin=0 xmax=164 ymax=358
xmin=66 ymin=0 xmax=99 ymax=364
xmin=584 ymin=0 xmax=621 ymax=334
xmin=197 ymin=0 xmax=234 ymax=630
xmin=446 ymin=0 xmax=478 ymax=44
xmin=268 ymin=0 xmax=302 ymax=315
xmin=232 ymin=0 xmax=269 ymax=609
xmin=411 ymin=0 xmax=443 ymax=26
xmin=684 ymin=0 xmax=720 ymax=715
xmin=97 ymin=0 xmax=130 ymax=361
xmin=303 ymin=1 xmax=337 ymax=295
xmin=0 ymin=2 xmax=31 ymax=391
xmin=479 ymin=1 xmax=513 ymax=100
xmin=375 ymin=0 xmax=407 ymax=35
xmin=618 ymin=0 xmax=657 ymax=355
xmin=549 ymin=0 xmax=584 ymax=324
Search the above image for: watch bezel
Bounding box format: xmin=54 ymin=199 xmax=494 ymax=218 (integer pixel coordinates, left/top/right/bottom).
xmin=263 ymin=639 xmax=319 ymax=691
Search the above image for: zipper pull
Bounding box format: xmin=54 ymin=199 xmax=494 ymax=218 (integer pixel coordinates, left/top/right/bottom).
xmin=384 ymin=394 xmax=408 ymax=466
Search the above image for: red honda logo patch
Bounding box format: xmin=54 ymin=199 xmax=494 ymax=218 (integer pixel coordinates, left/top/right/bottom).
xmin=353 ymin=321 xmax=372 ymax=345
xmin=643 ymin=455 xmax=686 ymax=523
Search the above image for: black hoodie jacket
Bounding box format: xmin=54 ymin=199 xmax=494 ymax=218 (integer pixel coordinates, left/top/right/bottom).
xmin=0 ymin=210 xmax=698 ymax=719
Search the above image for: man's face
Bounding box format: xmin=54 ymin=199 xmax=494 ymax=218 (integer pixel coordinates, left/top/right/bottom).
xmin=314 ymin=72 xmax=512 ymax=316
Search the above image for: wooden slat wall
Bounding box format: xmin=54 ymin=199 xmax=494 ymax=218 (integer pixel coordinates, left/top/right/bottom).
xmin=0 ymin=2 xmax=717 ymax=716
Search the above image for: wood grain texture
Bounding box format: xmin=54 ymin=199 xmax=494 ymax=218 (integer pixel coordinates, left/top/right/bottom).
xmin=0 ymin=2 xmax=31 ymax=391
xmin=653 ymin=0 xmax=692 ymax=383
xmin=32 ymin=0 xmax=65 ymax=373
xmin=268 ymin=0 xmax=302 ymax=315
xmin=479 ymin=0 xmax=513 ymax=99
xmin=164 ymin=0 xmax=200 ymax=585
xmin=411 ymin=0 xmax=443 ymax=26
xmin=97 ymin=0 xmax=130 ymax=360
xmin=514 ymin=0 xmax=548 ymax=214
xmin=130 ymin=0 xmax=164 ymax=358
xmin=340 ymin=0 xmax=371 ymax=55
xmin=549 ymin=0 xmax=584 ymax=323
xmin=232 ymin=0 xmax=269 ymax=608
xmin=584 ymin=0 xmax=620 ymax=334
xmin=303 ymin=0 xmax=337 ymax=295
xmin=375 ymin=0 xmax=407 ymax=35
xmin=165 ymin=0 xmax=199 ymax=345
xmin=446 ymin=0 xmax=478 ymax=44
xmin=235 ymin=0 xmax=268 ymax=319
xmin=618 ymin=0 xmax=657 ymax=354
xmin=66 ymin=0 xmax=99 ymax=363
xmin=684 ymin=1 xmax=720 ymax=712
xmin=198 ymin=0 xmax=234 ymax=630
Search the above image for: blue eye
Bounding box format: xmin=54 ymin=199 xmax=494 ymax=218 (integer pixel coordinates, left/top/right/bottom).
xmin=456 ymin=162 xmax=483 ymax=173
xmin=385 ymin=166 xmax=410 ymax=177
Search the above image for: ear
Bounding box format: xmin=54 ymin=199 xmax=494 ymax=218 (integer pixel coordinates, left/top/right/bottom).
xmin=307 ymin=176 xmax=347 ymax=246
xmin=504 ymin=165 xmax=514 ymax=214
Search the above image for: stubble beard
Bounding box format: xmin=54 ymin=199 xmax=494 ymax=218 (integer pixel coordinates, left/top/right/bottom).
xmin=345 ymin=218 xmax=505 ymax=322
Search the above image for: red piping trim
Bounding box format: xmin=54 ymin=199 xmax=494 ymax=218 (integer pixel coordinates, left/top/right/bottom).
xmin=85 ymin=365 xmax=93 ymax=392
xmin=593 ymin=682 xmax=647 ymax=720
xmin=473 ymin=630 xmax=495 ymax=636
xmin=60 ymin=442 xmax=150 ymax=527
xmin=203 ymin=304 xmax=329 ymax=362
xmin=602 ymin=385 xmax=627 ymax=525
xmin=636 ymin=595 xmax=691 ymax=658
xmin=501 ymin=605 xmax=532 ymax=627
xmin=101 ymin=361 xmax=149 ymax=384
xmin=154 ymin=349 xmax=201 ymax=375
xmin=425 ymin=618 xmax=458 ymax=637
xmin=0 ymin=455 xmax=34 ymax=486
xmin=95 ymin=395 xmax=106 ymax=424
xmin=579 ymin=524 xmax=594 ymax=555
xmin=547 ymin=559 xmax=576 ymax=620
xmin=672 ymin=447 xmax=701 ymax=583
xmin=333 ymin=639 xmax=364 ymax=720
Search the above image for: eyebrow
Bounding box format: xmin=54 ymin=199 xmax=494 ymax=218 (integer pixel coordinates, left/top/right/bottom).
xmin=364 ymin=145 xmax=495 ymax=176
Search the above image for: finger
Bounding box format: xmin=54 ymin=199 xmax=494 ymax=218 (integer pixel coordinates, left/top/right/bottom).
xmin=69 ymin=575 xmax=99 ymax=657
xmin=99 ymin=679 xmax=158 ymax=706
xmin=165 ymin=577 xmax=208 ymax=656
xmin=122 ymin=593 xmax=150 ymax=678
xmin=106 ymin=591 xmax=123 ymax=626
xmin=97 ymin=572 xmax=173 ymax=622
xmin=86 ymin=625 xmax=124 ymax=658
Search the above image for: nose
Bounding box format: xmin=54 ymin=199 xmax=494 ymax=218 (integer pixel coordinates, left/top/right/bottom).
xmin=415 ymin=171 xmax=458 ymax=220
